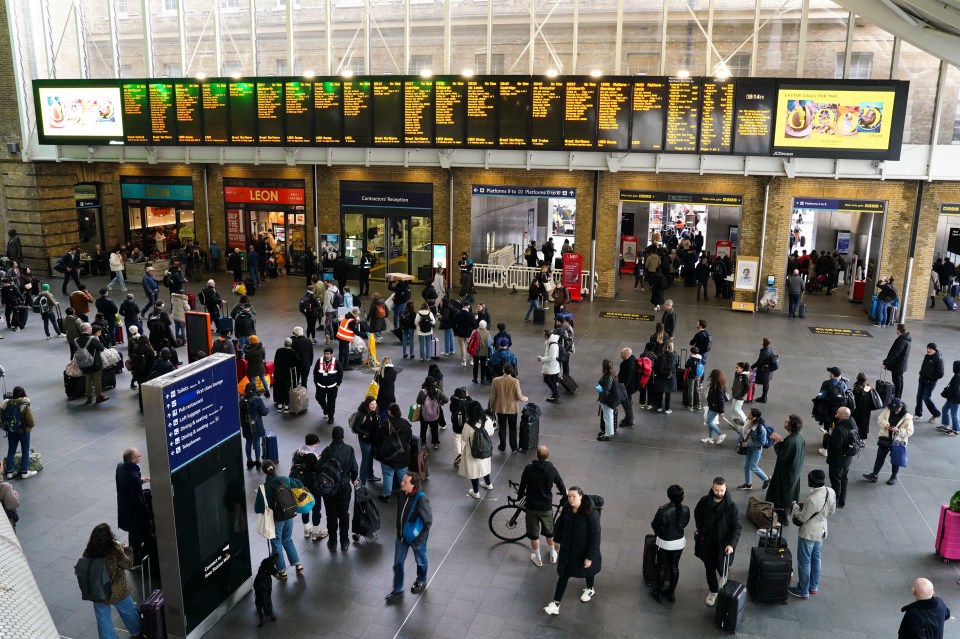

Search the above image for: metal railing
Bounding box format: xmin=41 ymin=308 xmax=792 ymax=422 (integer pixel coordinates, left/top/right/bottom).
xmin=471 ymin=263 xmax=598 ymax=297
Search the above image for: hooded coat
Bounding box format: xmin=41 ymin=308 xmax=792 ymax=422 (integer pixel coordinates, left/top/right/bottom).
xmin=554 ymin=498 xmax=602 ymax=579
xmin=883 ymin=331 xmax=912 ymax=373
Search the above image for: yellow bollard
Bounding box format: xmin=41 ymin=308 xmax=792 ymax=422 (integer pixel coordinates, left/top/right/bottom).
xmin=368 ymin=331 xmax=379 ymax=368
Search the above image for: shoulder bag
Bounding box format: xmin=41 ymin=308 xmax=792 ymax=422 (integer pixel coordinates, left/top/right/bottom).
xmin=401 ymin=492 xmax=425 ymax=544
xmin=255 ymin=485 xmax=276 ymax=540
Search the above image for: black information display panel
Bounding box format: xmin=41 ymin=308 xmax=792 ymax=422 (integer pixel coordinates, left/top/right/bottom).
xmin=434 ymin=77 xmax=466 ymax=147
xmin=33 ymin=76 xmax=910 ymax=160
xmin=497 ymin=78 xmax=530 ymax=148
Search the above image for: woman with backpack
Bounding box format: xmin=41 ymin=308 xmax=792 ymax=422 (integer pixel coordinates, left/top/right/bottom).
xmin=596 ymin=359 xmax=621 ymax=442
xmin=702 ymin=369 xmax=728 ymax=445
xmin=366 ymin=292 xmax=388 ymax=341
xmin=240 ymin=382 xmax=268 ymax=469
xmin=427 ymin=363 xmax=448 ymax=430
xmin=438 ymin=297 xmax=456 ymax=356
xmin=254 ymin=460 xmax=304 ymax=579
xmin=416 ymin=377 xmax=448 ymax=450
xmin=470 ymin=320 xmax=492 ymax=384
xmin=636 ymin=344 xmax=656 ymax=410
xmin=650 ymin=485 xmax=690 ymax=603
xmin=399 ymin=301 xmax=417 ymax=360
xmin=79 ymin=523 xmax=142 ymax=639
xmin=415 ymin=302 xmax=436 ymax=362
xmin=459 ymin=399 xmax=495 ymax=499
xmin=736 ymin=408 xmax=771 ymax=490
xmin=751 ymin=337 xmax=777 ymax=403
xmin=449 ymin=387 xmax=470 ymax=467
xmin=373 ymin=403 xmax=413 ymax=504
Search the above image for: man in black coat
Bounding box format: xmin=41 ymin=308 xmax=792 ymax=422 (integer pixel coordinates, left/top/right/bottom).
xmin=333 ymin=256 xmax=350 ymax=292
xmin=825 ymin=406 xmax=857 ymax=509
xmin=290 ymin=327 xmax=314 ymax=387
xmin=200 ymin=279 xmax=223 ymax=331
xmin=693 ymin=477 xmax=742 ymax=607
xmin=882 ymin=323 xmax=912 ymax=399
xmin=95 ymin=288 xmax=119 ymax=347
xmin=116 ymin=447 xmax=150 ymax=563
xmin=689 ymin=319 xmax=712 ymax=368
xmin=915 ymin=342 xmax=945 ymax=421
xmin=618 ymin=348 xmax=639 ymax=428
xmin=898 ymin=577 xmax=951 ymax=639
xmin=317 ymin=426 xmax=360 ymax=551
xmin=695 ymin=257 xmax=710 ymax=301
xmin=661 ymin=300 xmax=676 ymax=339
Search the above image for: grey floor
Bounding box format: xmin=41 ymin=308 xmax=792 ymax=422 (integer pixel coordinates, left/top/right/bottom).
xmin=9 ymin=269 xmax=960 ymax=638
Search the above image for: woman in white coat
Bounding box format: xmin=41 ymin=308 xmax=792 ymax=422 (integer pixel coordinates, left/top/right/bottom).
xmin=863 ymin=397 xmax=914 ymax=485
xmin=415 ymin=302 xmax=436 ymax=362
xmin=459 ymin=400 xmax=495 ymax=498
xmin=108 ymin=250 xmax=126 ymax=291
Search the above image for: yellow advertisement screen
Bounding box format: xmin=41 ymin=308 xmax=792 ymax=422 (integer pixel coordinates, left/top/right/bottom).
xmin=772 ymin=88 xmax=895 ymax=151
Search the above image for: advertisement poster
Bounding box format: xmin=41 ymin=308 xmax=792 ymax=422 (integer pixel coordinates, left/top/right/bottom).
xmin=715 ymin=240 xmax=733 ymax=260
xmin=734 ymin=256 xmax=759 ymax=292
xmin=620 ymin=235 xmax=638 ymax=273
xmin=37 ymin=86 xmax=124 ymax=139
xmin=788 ymin=207 xmax=816 ymax=256
xmin=225 ymin=209 xmax=245 ymax=251
xmin=562 ymin=253 xmax=583 ymax=302
xmin=836 ymin=232 xmax=851 ymax=254
xmin=773 ymin=87 xmax=895 ymax=152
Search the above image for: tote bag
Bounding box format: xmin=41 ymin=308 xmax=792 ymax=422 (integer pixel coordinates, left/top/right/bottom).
xmin=890 ymin=442 xmax=908 ymax=467
xmin=255 ymin=485 xmax=276 ymax=540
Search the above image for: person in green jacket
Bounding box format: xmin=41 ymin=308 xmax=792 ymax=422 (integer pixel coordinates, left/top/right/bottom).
xmin=254 ymin=460 xmax=303 ymax=579
xmin=765 ymin=414 xmax=806 ymax=520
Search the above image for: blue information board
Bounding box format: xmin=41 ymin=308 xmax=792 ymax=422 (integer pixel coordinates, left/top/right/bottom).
xmin=162 ymin=357 xmax=240 ymax=473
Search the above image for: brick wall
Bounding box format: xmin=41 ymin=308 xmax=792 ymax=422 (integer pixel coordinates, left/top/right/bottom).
xmin=910 ymin=182 xmax=960 ymax=321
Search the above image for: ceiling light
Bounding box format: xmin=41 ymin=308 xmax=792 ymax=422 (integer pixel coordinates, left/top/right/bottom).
xmin=342 ymin=69 xmax=354 ymax=78
xmin=590 ymin=69 xmax=602 ymax=78
xmin=230 ymin=72 xmax=242 ymax=80
xmin=419 ymin=68 xmax=433 ymax=78
xmin=195 ymin=72 xmax=207 ymax=80
xmin=545 ymin=68 xmax=558 ymax=78
xmin=714 ymin=65 xmax=730 ymax=80
xmin=676 ymin=69 xmax=690 ymax=79
xmin=461 ymin=68 xmax=474 ymax=78
xmin=303 ymin=70 xmax=315 ymax=78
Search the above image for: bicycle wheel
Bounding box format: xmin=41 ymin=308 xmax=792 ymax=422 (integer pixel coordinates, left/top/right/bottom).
xmin=488 ymin=504 xmax=527 ymax=542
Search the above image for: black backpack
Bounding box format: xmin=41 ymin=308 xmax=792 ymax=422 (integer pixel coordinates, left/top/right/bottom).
xmin=418 ymin=314 xmax=433 ymax=333
xmin=147 ymin=313 xmax=163 ymax=334
xmin=271 ymin=481 xmax=298 ymax=521
xmin=656 ymin=352 xmax=674 ymax=376
xmin=238 ymin=397 xmax=257 ymax=438
xmin=315 ymin=453 xmax=344 ymax=496
xmin=75 ymin=557 xmax=112 ymax=602
xmin=290 ymin=450 xmax=319 ymax=486
xmin=844 ymin=427 xmax=864 ymax=458
xmin=299 ymin=295 xmax=315 ymax=316
xmin=468 ymin=421 xmax=493 ymax=460
xmin=235 ymin=312 xmax=254 ymax=335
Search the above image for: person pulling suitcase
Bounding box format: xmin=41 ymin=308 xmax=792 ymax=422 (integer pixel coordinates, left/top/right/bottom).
xmin=693 ymin=477 xmax=742 ymax=607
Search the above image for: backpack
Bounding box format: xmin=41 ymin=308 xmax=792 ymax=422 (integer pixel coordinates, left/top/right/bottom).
xmin=31 ymin=295 xmax=49 ymax=314
xmin=271 ymin=481 xmax=298 ymax=521
xmin=557 ymin=331 xmax=573 ymax=357
xmin=495 ymin=335 xmax=510 ymax=349
xmin=466 ymin=331 xmax=481 ymax=357
xmin=421 ymin=395 xmax=440 ymax=422
xmin=147 ymin=313 xmax=163 ymax=334
xmin=162 ymin=272 xmax=173 ymax=288
xmin=235 ymin=312 xmax=254 ymax=336
xmin=844 ymin=427 xmax=864 ymax=457
xmin=637 ymin=356 xmax=653 ymax=384
xmin=768 ymin=353 xmax=780 ymax=372
xmin=468 ymin=421 xmax=493 ymax=459
xmin=73 ymin=338 xmax=95 ymax=369
xmin=418 ymin=314 xmax=433 ymax=333
xmin=0 ymin=402 xmax=24 ymax=433
xmin=556 ymin=338 xmax=570 ymax=363
xmin=315 ymin=453 xmax=344 ymax=496
xmin=712 ymin=261 xmax=725 ymax=277
xmin=197 ymin=289 xmax=207 ymax=306
xmin=695 ymin=359 xmax=705 ymax=378
xmin=373 ymin=302 xmax=387 ymax=319
xmin=299 ymin=295 xmax=314 ymax=316
xmin=761 ymin=422 xmax=776 ymax=449
xmin=656 ymin=352 xmax=673 ymax=376
xmin=289 ymin=450 xmax=318 ymax=486
xmin=75 ymin=557 xmax=112 ymax=602
xmin=238 ymin=397 xmax=257 ymax=438
xmin=332 ymin=290 xmax=344 ymax=308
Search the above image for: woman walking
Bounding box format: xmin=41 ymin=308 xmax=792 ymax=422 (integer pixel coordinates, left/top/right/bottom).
xmin=399 ymin=302 xmax=416 ymax=360
xmin=939 ymin=361 xmax=960 ymax=436
xmin=596 ymin=359 xmax=619 ymax=441
xmin=543 ymin=487 xmax=602 ymax=615
xmin=459 ymin=400 xmax=495 ymax=498
xmin=751 ymin=337 xmax=776 ymax=403
xmin=863 ymin=398 xmax=914 ymax=485
xmin=736 ymin=408 xmax=770 ymax=491
xmin=414 ymin=302 xmax=436 ymax=362
xmin=723 ymin=362 xmax=750 ymax=430
xmin=702 ymin=369 xmax=727 ymax=445
xmin=79 ymin=523 xmax=142 ymax=639
xmin=650 ymin=485 xmax=689 ymax=603
xmin=653 ymin=342 xmax=679 ymax=414
xmin=373 ymin=403 xmax=413 ymax=503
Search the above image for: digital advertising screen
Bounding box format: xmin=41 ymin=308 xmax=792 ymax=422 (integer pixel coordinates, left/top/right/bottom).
xmin=36 ymin=84 xmax=124 ymax=144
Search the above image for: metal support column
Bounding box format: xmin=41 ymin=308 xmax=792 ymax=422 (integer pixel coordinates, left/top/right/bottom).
xmin=796 ymin=0 xmax=809 ymax=76
xmin=705 ymin=0 xmax=714 ymax=76
xmin=287 ymin=0 xmax=295 ymax=75
xmin=249 ymin=0 xmax=258 ymax=75
xmin=404 ymin=0 xmax=410 ymax=74
xmin=571 ymin=0 xmax=579 ymax=75
xmin=890 ymin=36 xmax=901 ymax=79
xmin=141 ymin=0 xmax=153 ymax=77
xmin=364 ymin=0 xmax=371 ymax=74
xmin=214 ymin=2 xmax=222 ymax=75
xmin=614 ymin=0 xmax=623 ymax=74
xmin=38 ymin=0 xmax=55 ymax=77
xmin=659 ymin=1 xmax=668 ymax=75
xmin=178 ymin=0 xmax=187 ymax=75
xmin=326 ymin=0 xmax=333 ymax=76
xmin=486 ymin=0 xmax=492 ymax=74
xmin=750 ymin=0 xmax=760 ymax=76
xmin=443 ymin=0 xmax=451 ymax=74
xmin=74 ymin=0 xmax=87 ymax=78
xmin=108 ymin=0 xmax=120 ymax=78
xmin=841 ymin=12 xmax=855 ymax=79
xmin=529 ymin=0 xmax=535 ymax=75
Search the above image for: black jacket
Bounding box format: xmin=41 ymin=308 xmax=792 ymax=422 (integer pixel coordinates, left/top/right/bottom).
xmin=95 ymin=296 xmax=119 ymax=319
xmin=898 ymin=596 xmax=951 ymax=639
xmin=706 ymin=385 xmax=726 ymax=413
xmin=291 ymin=335 xmax=314 ymax=371
xmin=943 ymin=362 xmax=960 ymax=404
xmin=693 ymin=491 xmax=742 ymax=564
xmin=661 ymin=309 xmax=676 ymax=338
xmin=883 ymin=332 xmax=912 ymax=373
xmin=652 ymin=502 xmax=690 ymax=542
xmin=318 ymin=440 xmax=359 ymax=488
xmin=690 ymin=329 xmax=711 ymax=355
xmin=377 ymin=366 xmax=398 ymax=407
xmin=554 ymin=501 xmax=602 ymax=578
xmin=374 ymin=416 xmax=413 ymax=469
xmin=517 ymin=460 xmax=565 ymax=512
xmin=826 ymin=417 xmax=857 ymax=467
xmin=452 ymin=309 xmax=477 ymax=338
xmin=396 ymin=489 xmax=432 ymax=545
xmin=619 ymin=356 xmax=638 ymax=394
xmin=752 ymin=346 xmax=777 ymax=384
xmin=115 ymin=462 xmax=149 ymax=533
xmin=918 ymin=351 xmax=945 ymax=383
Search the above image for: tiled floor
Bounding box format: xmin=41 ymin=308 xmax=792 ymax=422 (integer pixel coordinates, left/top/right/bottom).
xmin=9 ymin=270 xmax=960 ymax=638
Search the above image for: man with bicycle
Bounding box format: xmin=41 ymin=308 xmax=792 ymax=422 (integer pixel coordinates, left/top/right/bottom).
xmin=518 ymin=445 xmax=566 ymax=567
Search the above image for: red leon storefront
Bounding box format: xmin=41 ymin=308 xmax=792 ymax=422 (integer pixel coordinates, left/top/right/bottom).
xmin=223 ymin=179 xmax=308 ymax=274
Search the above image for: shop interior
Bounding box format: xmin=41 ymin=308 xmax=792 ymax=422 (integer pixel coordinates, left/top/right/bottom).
xmin=925 ymin=210 xmax=960 ymax=320
xmin=127 ymin=204 xmax=195 ymax=256
xmin=342 ymin=213 xmax=433 ymax=281
xmin=470 ymin=195 xmax=577 ymax=266
xmin=246 ymin=210 xmax=307 ymax=274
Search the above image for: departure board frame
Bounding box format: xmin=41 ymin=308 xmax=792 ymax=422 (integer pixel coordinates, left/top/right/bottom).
xmin=33 ymin=76 xmax=910 ymax=161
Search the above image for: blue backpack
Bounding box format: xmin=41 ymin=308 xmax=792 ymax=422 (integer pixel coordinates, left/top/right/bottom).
xmin=1 ymin=402 xmax=25 ymax=433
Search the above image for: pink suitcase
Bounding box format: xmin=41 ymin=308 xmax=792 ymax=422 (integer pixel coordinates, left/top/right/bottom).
xmin=936 ymin=505 xmax=960 ymax=561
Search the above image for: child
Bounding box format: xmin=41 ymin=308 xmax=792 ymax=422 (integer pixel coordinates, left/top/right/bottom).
xmin=723 ymin=362 xmax=750 ymax=432
xmin=682 ymin=347 xmax=703 ymax=411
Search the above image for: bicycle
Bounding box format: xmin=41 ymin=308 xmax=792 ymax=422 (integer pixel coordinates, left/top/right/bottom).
xmin=487 ymin=479 xmax=563 ymax=542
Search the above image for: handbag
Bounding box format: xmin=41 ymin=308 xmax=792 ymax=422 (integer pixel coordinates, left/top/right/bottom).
xmin=869 ymin=388 xmax=884 ymax=410
xmin=401 ymin=492 xmax=425 ymax=544
xmin=255 ymin=485 xmax=276 ymax=540
xmin=890 ymin=441 xmax=908 ymax=467
xmin=292 ymin=487 xmax=315 ymax=514
xmin=942 ymin=387 xmax=951 ymax=399
xmin=366 ymin=378 xmax=380 ymax=399
xmin=877 ymin=435 xmax=893 ymax=449
xmin=409 ymin=404 xmax=421 ymax=422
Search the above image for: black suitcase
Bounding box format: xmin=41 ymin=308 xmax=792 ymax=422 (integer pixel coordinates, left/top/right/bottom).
xmin=875 ymin=371 xmax=894 ymax=407
xmin=519 ymin=403 xmax=540 ymax=451
xmin=715 ymin=557 xmax=746 ymax=633
xmin=101 ymin=369 xmax=117 ymax=391
xmin=642 ymin=534 xmax=658 ymax=587
xmin=747 ymin=522 xmax=792 ymax=604
xmin=676 ymin=349 xmax=687 ymax=392
xmin=15 ymin=305 xmax=28 ymax=329
xmin=533 ymin=307 xmax=546 ymax=325
xmin=559 ymin=375 xmax=578 ymax=395
xmin=64 ymin=371 xmax=85 ymax=400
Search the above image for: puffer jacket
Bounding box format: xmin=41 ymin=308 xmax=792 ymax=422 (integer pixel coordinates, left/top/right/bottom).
xmin=540 ymin=334 xmax=561 ymax=375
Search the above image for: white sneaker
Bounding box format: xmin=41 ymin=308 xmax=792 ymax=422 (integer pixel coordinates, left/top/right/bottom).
xmin=701 ymin=437 xmax=715 ymax=444
xmin=3 ymin=472 xmax=13 ymax=480
xmin=304 ymin=524 xmax=313 ymax=538
xmin=467 ymin=489 xmax=480 ymax=499
xmin=530 ymin=553 xmax=543 ymax=567
xmin=705 ymin=592 xmax=718 ymax=607
xmin=550 ymin=547 xmax=558 ymax=563
xmin=544 ymin=601 xmax=560 ymax=615
xmin=580 ymin=588 xmax=595 ymax=602
xmin=818 ymin=448 xmax=828 ymax=457
xmin=716 ymin=434 xmax=726 ymax=444
xmin=929 ymin=416 xmax=940 ymax=423
xmin=20 ymin=470 xmax=37 ymax=479
xmin=480 ymin=482 xmax=493 ymax=490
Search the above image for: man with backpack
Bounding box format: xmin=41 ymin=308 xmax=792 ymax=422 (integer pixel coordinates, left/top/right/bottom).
xmin=2 ymin=386 xmax=36 ymax=479
xmin=317 ymin=426 xmax=360 ymax=552
xmin=387 ymin=276 xmax=412 ymax=327
xmin=199 ymin=279 xmax=223 ymax=331
xmin=322 ymin=281 xmax=341 ymax=344
xmin=553 ymin=317 xmax=575 ymax=379
xmin=711 ymin=256 xmax=728 ymax=299
xmin=254 ymin=460 xmax=304 ymax=580
xmin=299 ymin=286 xmax=321 ymax=344
xmin=618 ymin=348 xmax=638 ymax=428
xmin=826 ymin=406 xmax=859 ymax=509
xmin=234 ymin=303 xmax=256 ymax=352
xmin=385 ymin=472 xmax=432 ymax=603
xmin=75 ymin=323 xmax=108 ymax=404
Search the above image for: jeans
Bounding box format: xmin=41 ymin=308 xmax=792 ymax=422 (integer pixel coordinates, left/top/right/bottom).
xmin=41 ymin=311 xmax=61 ymax=336
xmin=6 ymin=431 xmax=30 ymax=474
xmin=325 ymin=312 xmax=337 ymax=341
xmin=876 ymin=302 xmax=889 ymax=326
xmin=942 ymin=401 xmax=960 ymax=433
xmin=730 ymin=399 xmax=746 ymax=424
xmin=872 ymin=445 xmax=901 ymax=479
xmin=244 ymin=435 xmax=261 ymax=463
xmin=796 ymin=537 xmax=822 ymax=597
xmin=380 ymin=464 xmax=408 ymax=498
xmin=402 ymin=329 xmax=415 ymax=357
xmin=108 ymin=270 xmax=125 ymax=290
xmin=524 ymin=299 xmax=540 ymax=321
xmin=358 ymin=440 xmax=375 ymax=483
xmin=444 ymin=328 xmax=455 ymax=354
xmin=600 ymin=404 xmax=615 ymax=437
xmin=470 ymin=475 xmax=492 ymax=492
xmin=743 ymin=448 xmax=769 ymax=485
xmin=788 ymin=293 xmax=800 ymax=317
xmin=706 ymin=410 xmax=722 ymax=438
xmin=141 ymin=290 xmax=157 ymax=316
xmin=238 ymin=335 xmax=250 ymax=351
xmin=418 ymin=334 xmax=432 ymax=360
xmin=93 ymin=595 xmax=141 ymax=639
xmin=270 ymin=518 xmax=300 ymax=572
xmin=174 ymin=320 xmax=185 ymax=342
xmin=916 ymin=379 xmax=941 ymax=417
xmin=697 ymin=281 xmax=709 ymax=300
xmin=250 ymin=267 xmax=261 ymax=288
xmin=393 ymin=537 xmax=428 ymax=592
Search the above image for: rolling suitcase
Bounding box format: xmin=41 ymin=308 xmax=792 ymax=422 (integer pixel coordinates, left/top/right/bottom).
xmin=745 ymin=369 xmax=756 ymax=402
xmin=431 ymin=336 xmax=441 ymax=360
xmin=64 ymin=371 xmax=85 ymax=400
xmin=262 ymin=430 xmax=279 ymax=463
xmin=936 ymin=504 xmax=960 ymax=561
xmin=945 ymin=296 xmax=958 ymax=311
xmin=559 ymin=375 xmax=578 ymax=395
xmin=519 ymin=402 xmax=541 ymax=452
xmin=875 ymin=370 xmax=894 ymax=407
xmin=676 ymin=349 xmax=687 ymax=392
xmin=409 ymin=437 xmax=429 ymax=479
xmin=139 ymin=557 xmax=166 ymax=639
xmin=747 ymin=519 xmax=792 ymax=604
xmin=797 ymin=291 xmax=806 ymax=318
xmin=15 ymin=305 xmax=28 ymax=329
xmin=533 ymin=307 xmax=546 ymax=325
xmin=952 ymin=283 xmax=960 ymax=297
xmin=287 ymin=371 xmax=309 ymax=415
xmin=715 ymin=556 xmax=746 ymax=633
xmin=642 ymin=534 xmax=658 ymax=587
xmin=101 ymin=368 xmax=117 ymax=391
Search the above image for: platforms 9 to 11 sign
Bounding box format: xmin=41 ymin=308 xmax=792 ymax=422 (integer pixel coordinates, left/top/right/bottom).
xmin=33 ymin=76 xmax=908 ymax=160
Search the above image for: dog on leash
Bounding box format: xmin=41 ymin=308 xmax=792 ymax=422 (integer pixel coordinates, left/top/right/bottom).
xmin=254 ymin=555 xmax=279 ymax=626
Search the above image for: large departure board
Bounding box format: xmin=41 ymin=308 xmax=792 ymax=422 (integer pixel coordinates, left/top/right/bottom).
xmin=434 ymin=78 xmax=466 ymax=147
xmin=466 ymin=80 xmax=497 ymax=147
xmin=175 ymin=82 xmax=202 ymax=145
xmin=531 ymin=79 xmax=564 ymax=149
xmin=404 ymin=79 xmax=433 ymax=146
xmin=34 ymin=76 xmax=910 ymax=160
xmin=256 ymin=81 xmax=283 ymax=145
xmin=497 ymin=79 xmax=530 ymax=148
xmin=284 ymin=81 xmax=313 ymax=145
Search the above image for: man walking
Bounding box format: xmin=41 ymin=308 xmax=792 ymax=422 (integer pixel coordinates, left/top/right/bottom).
xmin=58 ymin=246 xmax=82 ymax=295
xmin=618 ymin=348 xmax=638 ymax=428
xmin=517 ymin=446 xmax=565 ymax=567
xmin=386 ymin=473 xmax=432 ymax=602
xmin=313 ymin=347 xmax=343 ymax=424
xmin=317 ymin=426 xmax=359 ymax=551
xmin=141 ymin=266 xmax=159 ymax=317
xmin=693 ymin=477 xmax=741 ymax=607
xmin=787 ymin=269 xmax=804 ymax=318
xmin=247 ymin=244 xmax=261 ymax=288
xmin=898 ymin=578 xmax=952 ymax=639
xmin=787 ymin=469 xmax=836 ymax=600
xmin=95 ymin=289 xmax=119 ymax=347
xmin=825 ymin=406 xmax=857 ymax=509
xmin=915 ymin=343 xmax=945 ymax=422
xmin=882 ymin=323 xmax=912 ymax=399
xmin=116 ymin=448 xmax=150 ymax=563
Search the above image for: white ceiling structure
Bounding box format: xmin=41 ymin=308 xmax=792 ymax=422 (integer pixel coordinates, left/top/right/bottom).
xmin=835 ymin=0 xmax=960 ymax=68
